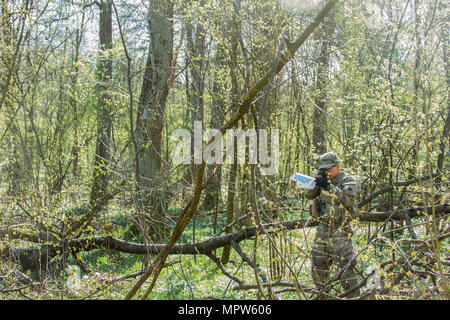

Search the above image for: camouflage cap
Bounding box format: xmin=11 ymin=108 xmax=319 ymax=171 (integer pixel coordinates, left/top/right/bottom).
xmin=318 ymin=151 xmax=339 ymax=169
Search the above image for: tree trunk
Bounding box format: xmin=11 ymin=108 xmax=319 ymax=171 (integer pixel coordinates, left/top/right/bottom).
xmin=71 ymin=12 xmax=85 ymax=182
xmin=203 ymin=44 xmax=226 ymax=211
xmin=186 ymin=5 xmax=206 ymax=189
xmin=89 ymin=0 xmax=113 ymax=205
xmin=437 ymin=7 xmax=449 ymax=176
xmin=221 ymin=6 xmax=240 ymax=263
xmin=312 ymin=12 xmax=335 ymax=155
xmin=1 ymin=0 xmax=21 ymax=196
xmin=135 ymin=0 xmax=174 ymax=241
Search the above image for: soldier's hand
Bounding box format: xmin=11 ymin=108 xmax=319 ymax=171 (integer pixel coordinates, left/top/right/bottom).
xmin=315 ymin=176 xmax=330 ymax=190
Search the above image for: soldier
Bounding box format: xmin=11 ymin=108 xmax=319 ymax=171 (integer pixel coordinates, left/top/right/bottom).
xmin=305 ymin=151 xmax=360 ymax=299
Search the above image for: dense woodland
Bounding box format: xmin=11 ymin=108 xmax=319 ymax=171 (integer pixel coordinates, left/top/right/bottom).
xmin=0 ymin=0 xmax=448 ymax=300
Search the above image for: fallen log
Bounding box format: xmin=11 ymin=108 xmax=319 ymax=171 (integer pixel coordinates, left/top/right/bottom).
xmin=63 ymin=203 xmax=450 ymax=254
xmin=1 ymin=204 xmax=448 ymax=281
xmin=4 ymin=204 xmax=448 ymax=260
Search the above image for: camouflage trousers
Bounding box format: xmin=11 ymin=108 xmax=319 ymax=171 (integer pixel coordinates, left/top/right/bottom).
xmin=311 ymin=223 xmax=360 ymax=299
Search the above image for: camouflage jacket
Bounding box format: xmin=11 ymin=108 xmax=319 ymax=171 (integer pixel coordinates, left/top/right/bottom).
xmin=305 ymin=171 xmax=359 ymax=228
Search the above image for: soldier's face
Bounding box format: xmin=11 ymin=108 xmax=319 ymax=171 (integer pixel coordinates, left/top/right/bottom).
xmin=324 ymin=164 xmax=340 ymax=179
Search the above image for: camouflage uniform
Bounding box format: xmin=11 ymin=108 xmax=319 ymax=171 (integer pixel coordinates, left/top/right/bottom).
xmin=305 ymin=152 xmax=360 ymax=298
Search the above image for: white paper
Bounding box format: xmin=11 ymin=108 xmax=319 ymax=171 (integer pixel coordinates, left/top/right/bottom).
xmin=290 ymin=173 xmax=316 ymax=189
